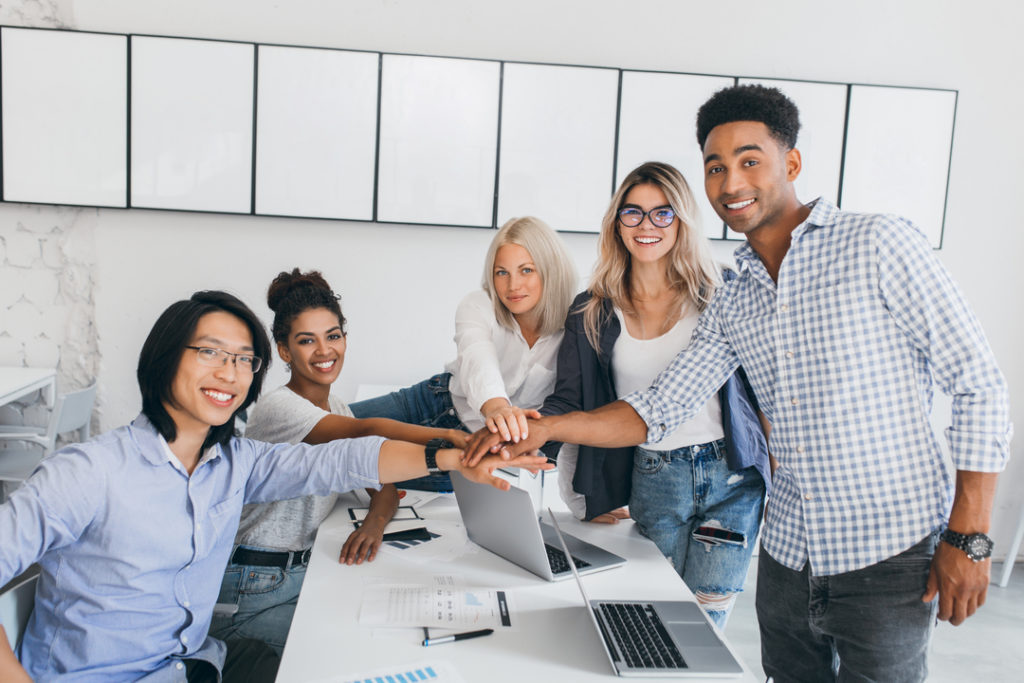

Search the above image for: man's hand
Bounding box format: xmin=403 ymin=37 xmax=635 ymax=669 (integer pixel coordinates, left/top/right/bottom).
xmin=922 ymin=539 xmax=990 ymax=625
xmin=455 ymin=449 xmax=553 ymax=490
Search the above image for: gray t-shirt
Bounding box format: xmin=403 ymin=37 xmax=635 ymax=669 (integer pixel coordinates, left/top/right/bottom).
xmin=235 ymin=385 xmax=355 ymax=551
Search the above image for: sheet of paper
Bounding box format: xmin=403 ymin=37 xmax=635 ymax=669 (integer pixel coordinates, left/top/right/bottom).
xmin=359 ymin=575 xmax=513 ymax=630
xmin=310 ymin=659 xmax=466 ymax=683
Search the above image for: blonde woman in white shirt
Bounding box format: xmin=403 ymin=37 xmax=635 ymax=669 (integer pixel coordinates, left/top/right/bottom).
xmin=351 ymin=216 xmax=578 ymax=490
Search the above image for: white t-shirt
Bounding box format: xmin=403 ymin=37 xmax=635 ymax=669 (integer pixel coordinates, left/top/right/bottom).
xmin=235 ymin=385 xmax=355 ymax=551
xmin=445 ymin=289 xmax=563 ymax=432
xmin=612 ymin=306 xmax=724 ymax=451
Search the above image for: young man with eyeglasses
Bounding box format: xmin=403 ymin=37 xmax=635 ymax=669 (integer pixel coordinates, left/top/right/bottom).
xmin=0 ymin=290 xmax=550 ymax=682
xmin=467 ymin=85 xmax=1010 ymax=681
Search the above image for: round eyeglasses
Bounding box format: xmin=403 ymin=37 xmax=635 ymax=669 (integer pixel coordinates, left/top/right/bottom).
xmin=186 ymin=346 xmax=263 ymax=373
xmin=617 ymin=205 xmax=676 ymax=228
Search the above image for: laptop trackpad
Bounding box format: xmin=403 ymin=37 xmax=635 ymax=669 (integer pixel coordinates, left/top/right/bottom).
xmin=667 ymin=622 xmax=722 ymax=647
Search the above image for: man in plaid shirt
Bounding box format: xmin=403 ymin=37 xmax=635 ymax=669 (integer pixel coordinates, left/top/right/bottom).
xmin=466 ymin=84 xmax=1010 ymax=681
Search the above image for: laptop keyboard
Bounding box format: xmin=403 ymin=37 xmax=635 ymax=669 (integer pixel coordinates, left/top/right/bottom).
xmin=544 ymin=543 xmax=591 ymax=574
xmin=598 ymin=602 xmax=686 ymax=669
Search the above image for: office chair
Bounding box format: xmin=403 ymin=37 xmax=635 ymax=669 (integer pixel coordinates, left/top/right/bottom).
xmin=0 ymin=381 xmax=97 ymax=501
xmin=0 ymin=573 xmax=37 ymax=653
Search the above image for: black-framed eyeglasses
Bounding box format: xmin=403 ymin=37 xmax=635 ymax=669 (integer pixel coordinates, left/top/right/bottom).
xmin=617 ymin=205 xmax=676 ymax=228
xmin=186 ymin=346 xmax=263 ymax=373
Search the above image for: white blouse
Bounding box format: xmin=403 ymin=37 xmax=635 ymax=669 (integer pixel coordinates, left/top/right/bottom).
xmin=445 ymin=289 xmax=563 ymax=432
xmin=612 ymin=306 xmax=724 ymax=451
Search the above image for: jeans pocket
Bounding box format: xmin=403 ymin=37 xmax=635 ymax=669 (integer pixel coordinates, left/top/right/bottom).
xmin=634 ymin=449 xmax=666 ymax=475
xmin=239 ymin=566 xmax=287 ymax=595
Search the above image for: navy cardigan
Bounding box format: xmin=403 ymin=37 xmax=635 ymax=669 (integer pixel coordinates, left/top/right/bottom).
xmin=540 ymin=286 xmax=771 ymax=521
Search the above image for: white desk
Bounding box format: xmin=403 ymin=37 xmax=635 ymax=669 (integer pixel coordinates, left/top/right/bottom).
xmin=0 ymin=367 xmax=56 ymax=409
xmin=277 ymin=494 xmax=756 ymax=682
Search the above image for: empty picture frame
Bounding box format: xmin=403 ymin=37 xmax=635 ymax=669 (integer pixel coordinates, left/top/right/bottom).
xmin=1 ymin=27 xmax=127 ymax=207
xmin=255 ymin=45 xmax=378 ymax=220
xmin=617 ymin=71 xmax=734 ymax=240
xmin=377 ymin=55 xmax=501 ymax=227
xmin=498 ymin=63 xmax=619 ymax=233
xmin=840 ymin=85 xmax=955 ymax=248
xmin=130 ymin=36 xmax=254 ymax=213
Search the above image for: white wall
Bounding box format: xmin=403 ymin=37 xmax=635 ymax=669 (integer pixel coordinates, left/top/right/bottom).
xmin=4 ymin=0 xmax=1021 ymax=556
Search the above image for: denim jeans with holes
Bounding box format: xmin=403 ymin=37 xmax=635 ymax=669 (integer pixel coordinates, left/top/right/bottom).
xmin=349 ymin=372 xmax=467 ymax=492
xmin=629 ymin=438 xmax=765 ymax=629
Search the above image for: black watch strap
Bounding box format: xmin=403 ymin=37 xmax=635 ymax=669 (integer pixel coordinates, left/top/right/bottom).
xmin=424 ymin=438 xmax=453 ymax=474
xmin=940 ymin=528 xmax=993 ymax=562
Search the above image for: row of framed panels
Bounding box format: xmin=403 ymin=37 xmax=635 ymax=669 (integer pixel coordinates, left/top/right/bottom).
xmin=0 ymin=26 xmax=956 ymax=246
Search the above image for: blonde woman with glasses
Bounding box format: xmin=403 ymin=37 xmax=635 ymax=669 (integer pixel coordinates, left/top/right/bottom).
xmin=537 ymin=161 xmax=770 ymax=628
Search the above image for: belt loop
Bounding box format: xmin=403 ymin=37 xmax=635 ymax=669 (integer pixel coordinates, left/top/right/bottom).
xmin=284 ymin=551 xmax=294 ymax=571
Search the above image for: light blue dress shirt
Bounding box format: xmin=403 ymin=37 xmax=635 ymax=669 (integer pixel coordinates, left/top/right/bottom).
xmin=625 ymin=199 xmax=1011 ymax=576
xmin=0 ymin=413 xmax=383 ymax=681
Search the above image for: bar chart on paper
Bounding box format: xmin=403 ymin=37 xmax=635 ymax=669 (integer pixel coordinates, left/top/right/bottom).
xmin=336 ymin=660 xmax=465 ymax=683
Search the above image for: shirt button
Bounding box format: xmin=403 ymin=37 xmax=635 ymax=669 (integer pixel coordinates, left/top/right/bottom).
xmin=796 ymin=446 xmax=804 ymax=454
xmin=184 ymin=600 xmax=190 ymax=608
xmin=176 ymin=662 xmax=184 ymax=671
xmin=196 ymin=522 xmax=202 ymax=530
xmin=804 ymin=494 xmax=813 ymax=500
xmin=779 ymin=304 xmax=789 ymax=312
xmin=185 ymin=564 xmax=191 ymax=571
xmin=181 ymin=634 xmax=189 ymax=644
xmin=791 ymin=398 xmax=798 ymax=406
xmin=786 ymin=351 xmax=794 ymax=359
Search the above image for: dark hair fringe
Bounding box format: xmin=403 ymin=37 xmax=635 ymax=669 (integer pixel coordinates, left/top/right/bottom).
xmin=137 ymin=290 xmax=272 ymax=449
xmin=696 ymin=84 xmax=801 ymax=150
xmin=266 ymin=268 xmax=346 ymax=345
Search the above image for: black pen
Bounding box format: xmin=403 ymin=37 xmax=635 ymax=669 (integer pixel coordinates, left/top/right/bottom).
xmin=422 ymin=628 xmax=494 ymax=646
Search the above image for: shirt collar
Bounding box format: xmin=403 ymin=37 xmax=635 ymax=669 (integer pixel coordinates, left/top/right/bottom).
xmin=129 ymin=413 xmax=222 ymax=469
xmin=733 ymin=196 xmax=837 ymax=272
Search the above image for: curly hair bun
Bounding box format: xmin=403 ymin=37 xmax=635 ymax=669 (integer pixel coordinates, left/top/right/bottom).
xmin=267 ymin=268 xmax=332 ymax=313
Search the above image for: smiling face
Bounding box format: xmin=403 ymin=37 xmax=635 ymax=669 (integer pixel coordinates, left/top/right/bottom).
xmin=702 ymin=120 xmax=801 ymax=238
xmin=618 ymin=183 xmax=678 ymax=265
xmin=279 ymin=307 xmax=347 ymax=391
xmin=165 ymin=310 xmax=254 ymax=438
xmin=492 ymin=243 xmax=543 ymax=323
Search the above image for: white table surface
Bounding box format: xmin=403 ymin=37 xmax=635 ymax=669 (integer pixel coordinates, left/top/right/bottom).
xmin=277 ymin=492 xmax=756 ymax=682
xmin=0 ymin=367 xmax=57 ymax=409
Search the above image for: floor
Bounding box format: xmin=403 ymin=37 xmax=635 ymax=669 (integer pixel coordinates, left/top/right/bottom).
xmin=726 ymin=557 xmax=1024 ymax=681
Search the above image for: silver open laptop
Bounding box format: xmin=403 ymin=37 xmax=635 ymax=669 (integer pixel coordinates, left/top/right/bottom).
xmin=547 ymin=509 xmax=744 ymax=678
xmin=450 ymin=472 xmax=625 ymax=581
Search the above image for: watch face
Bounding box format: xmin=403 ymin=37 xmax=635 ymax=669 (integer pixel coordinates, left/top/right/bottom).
xmin=967 ymin=535 xmax=993 ymax=559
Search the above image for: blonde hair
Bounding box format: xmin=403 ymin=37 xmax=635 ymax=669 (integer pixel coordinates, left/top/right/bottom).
xmin=481 ymin=216 xmax=578 ymax=337
xmin=583 ymin=161 xmax=721 ymax=350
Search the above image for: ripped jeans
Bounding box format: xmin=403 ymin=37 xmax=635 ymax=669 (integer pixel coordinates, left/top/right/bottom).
xmin=629 ymin=439 xmax=765 ymax=629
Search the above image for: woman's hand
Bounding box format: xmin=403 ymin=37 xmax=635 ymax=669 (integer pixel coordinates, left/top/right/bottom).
xmin=480 ymin=398 xmax=539 ymax=443
xmin=339 ymin=522 xmax=385 ymax=565
xmin=450 ymin=449 xmax=553 ymax=490
xmin=588 ymin=508 xmax=630 ymax=524
xmin=446 ymin=429 xmax=470 ymax=450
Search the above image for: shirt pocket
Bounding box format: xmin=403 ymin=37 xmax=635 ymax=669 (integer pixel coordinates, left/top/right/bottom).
xmin=207 ymin=489 xmax=245 ymax=547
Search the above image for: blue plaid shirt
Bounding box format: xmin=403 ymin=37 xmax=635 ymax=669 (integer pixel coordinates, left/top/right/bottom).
xmin=624 ymin=198 xmax=1011 ymax=575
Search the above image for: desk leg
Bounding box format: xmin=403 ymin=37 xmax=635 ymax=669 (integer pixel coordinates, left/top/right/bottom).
xmin=997 ymin=504 xmax=1024 ymax=588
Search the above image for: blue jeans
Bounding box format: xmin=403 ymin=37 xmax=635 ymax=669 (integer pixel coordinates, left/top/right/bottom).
xmin=208 ymin=554 xmax=307 ymax=656
xmin=350 ymin=372 xmax=466 ymax=492
xmin=629 ymin=439 xmax=765 ymax=629
xmin=756 ymin=533 xmax=938 ymax=682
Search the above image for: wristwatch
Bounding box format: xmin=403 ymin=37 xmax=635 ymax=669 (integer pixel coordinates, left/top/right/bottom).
xmin=424 ymin=438 xmax=454 ymax=474
xmin=940 ymin=528 xmax=993 ymax=562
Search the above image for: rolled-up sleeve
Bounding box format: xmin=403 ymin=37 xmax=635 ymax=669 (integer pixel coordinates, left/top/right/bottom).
xmin=875 ymin=217 xmax=1012 ymax=472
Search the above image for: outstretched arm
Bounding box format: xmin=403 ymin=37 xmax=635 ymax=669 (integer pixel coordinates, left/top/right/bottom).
xmin=464 ymin=400 xmax=647 ymax=466
xmin=305 ymin=413 xmax=466 ymax=449
xmin=922 ymin=470 xmax=999 ymax=625
xmin=377 ymin=440 xmax=552 ymax=489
